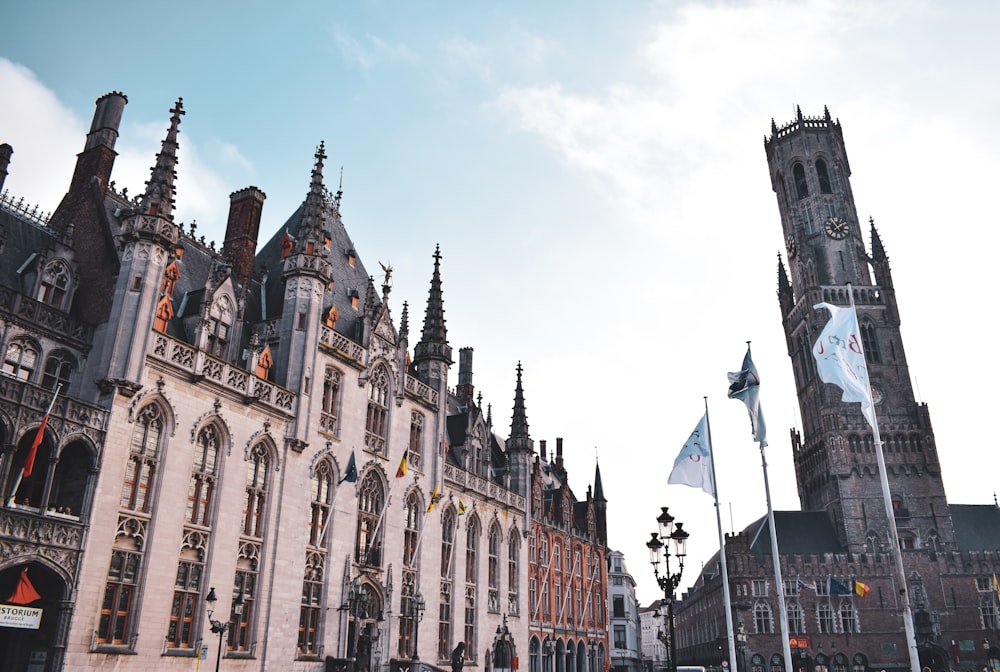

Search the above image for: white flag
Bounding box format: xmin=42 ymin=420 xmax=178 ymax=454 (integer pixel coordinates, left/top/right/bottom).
xmin=812 ymin=302 xmax=876 ymax=431
xmin=668 ymin=413 xmax=715 ymax=497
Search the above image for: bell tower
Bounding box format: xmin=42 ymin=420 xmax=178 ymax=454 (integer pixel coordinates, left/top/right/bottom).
xmin=766 ymin=107 xmax=955 ymax=553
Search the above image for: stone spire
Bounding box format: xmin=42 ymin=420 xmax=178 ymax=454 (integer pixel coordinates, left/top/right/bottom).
xmin=138 ymin=98 xmax=184 ymax=220
xmin=413 ymin=245 xmax=453 ymax=366
xmin=508 ymin=362 xmax=531 ymax=448
xmin=294 ymin=142 xmax=330 ymax=254
xmin=777 ymin=254 xmax=793 ymax=316
xmin=593 ymin=460 xmax=606 ymax=503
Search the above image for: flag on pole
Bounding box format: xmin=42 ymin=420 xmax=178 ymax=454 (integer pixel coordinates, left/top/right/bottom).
xmin=992 ymin=573 xmax=1000 ymax=602
xmin=829 ymin=576 xmax=852 ymax=595
xmin=728 ymin=347 xmax=767 ymax=446
xmin=6 ymin=567 xmax=41 ymax=605
xmin=796 ymin=579 xmax=817 ymax=594
xmin=458 ymin=500 xmax=467 ymax=516
xmin=853 ymin=580 xmax=871 ymax=597
xmin=396 ymin=451 xmax=408 ymax=478
xmin=426 ymin=485 xmax=440 ymax=513
xmin=24 ymin=387 xmax=60 ymax=477
xmin=812 ymin=302 xmax=877 ymax=432
xmin=667 ymin=413 xmax=715 ymax=497
xmin=340 ymin=450 xmax=358 ymax=484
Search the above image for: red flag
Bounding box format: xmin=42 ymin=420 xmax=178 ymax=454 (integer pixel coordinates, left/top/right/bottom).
xmin=23 ymin=415 xmax=49 ymax=478
xmin=6 ymin=567 xmax=41 ymax=605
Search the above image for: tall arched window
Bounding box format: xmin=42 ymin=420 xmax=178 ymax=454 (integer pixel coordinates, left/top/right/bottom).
xmin=355 ymin=472 xmax=385 ymax=566
xmin=2 ymin=338 xmax=38 ymax=381
xmin=488 ymin=523 xmax=501 ymax=613
xmin=465 ymin=515 xmax=480 ymax=657
xmin=365 ymin=365 xmax=390 ymax=455
xmin=787 ymin=601 xmax=804 ymax=634
xmin=300 ymin=460 xmax=334 ymax=656
xmin=818 ymin=603 xmax=834 ymax=633
xmin=753 ymin=601 xmax=772 ymax=633
xmin=439 ymin=507 xmax=457 ymax=660
xmin=399 ymin=491 xmax=423 ymax=658
xmin=321 ymin=367 xmax=342 ymax=436
xmin=508 ymin=529 xmax=520 ymax=615
xmin=839 ymin=601 xmax=857 ymax=633
xmin=206 ymin=296 xmax=234 ymax=358
xmin=242 ymin=443 xmax=270 ymax=538
xmin=409 ymin=412 xmax=424 ymax=470
xmin=187 ymin=425 xmax=219 ymax=526
xmin=121 ymin=404 xmax=163 ymax=512
xmin=860 ymin=320 xmax=881 ymax=364
xmin=793 ymin=163 xmax=809 ymax=199
xmin=816 ymin=158 xmax=833 ymax=194
xmin=229 ymin=443 xmax=271 ymax=653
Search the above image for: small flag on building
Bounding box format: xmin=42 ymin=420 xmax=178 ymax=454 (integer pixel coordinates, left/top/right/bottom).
xmin=427 ymin=485 xmax=440 ymax=513
xmin=340 ymin=450 xmax=358 ymax=484
xmin=458 ymin=500 xmax=467 ymax=516
xmin=853 ymin=580 xmax=870 ymax=597
xmin=829 ymin=576 xmax=852 ymax=595
xmin=396 ymin=451 xmax=408 ymax=478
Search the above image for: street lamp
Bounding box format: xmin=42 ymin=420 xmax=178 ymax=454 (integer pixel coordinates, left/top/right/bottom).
xmin=411 ymin=590 xmax=427 ymax=660
xmin=647 ymin=507 xmax=690 ymax=672
xmin=205 ymin=586 xmax=244 ymax=672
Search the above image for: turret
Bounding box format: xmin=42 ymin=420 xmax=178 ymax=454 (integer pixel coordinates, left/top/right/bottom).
xmin=92 ymin=98 xmax=183 ymax=396
xmin=277 ymin=144 xmax=334 ymax=451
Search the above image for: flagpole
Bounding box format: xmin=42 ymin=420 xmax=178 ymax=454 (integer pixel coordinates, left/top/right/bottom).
xmin=845 ymin=289 xmax=921 ymax=672
xmin=757 ymin=434 xmax=794 ymax=672
xmin=7 ymin=384 xmax=61 ymax=508
xmin=703 ymin=398 xmax=739 ymax=672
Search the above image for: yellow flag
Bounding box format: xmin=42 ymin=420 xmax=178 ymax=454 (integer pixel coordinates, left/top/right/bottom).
xmin=426 ymin=485 xmax=439 ymax=513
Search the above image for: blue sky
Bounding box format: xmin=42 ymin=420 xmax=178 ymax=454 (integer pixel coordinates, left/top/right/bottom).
xmin=3 ymin=0 xmax=1000 ymax=604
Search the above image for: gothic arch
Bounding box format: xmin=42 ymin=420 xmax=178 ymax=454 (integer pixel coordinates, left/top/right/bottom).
xmin=244 ymin=425 xmax=281 ymax=471
xmin=128 ymin=387 xmax=177 ymax=437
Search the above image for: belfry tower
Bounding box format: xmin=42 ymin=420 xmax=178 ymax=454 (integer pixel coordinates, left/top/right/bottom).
xmin=767 ymin=107 xmax=955 ymax=554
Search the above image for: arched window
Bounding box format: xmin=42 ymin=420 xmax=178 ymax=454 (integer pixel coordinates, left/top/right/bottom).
xmin=42 ymin=351 xmax=75 ymax=391
xmin=508 ymin=529 xmax=520 ymax=615
xmin=121 ymin=404 xmax=164 ymax=513
xmin=299 ymin=460 xmax=334 ymax=656
xmin=980 ymin=595 xmax=999 ymax=629
xmin=439 ymin=507 xmax=457 ymax=660
xmin=771 ymin=653 xmax=785 ymax=672
xmin=38 ymin=259 xmax=71 ymax=309
xmin=816 ymin=158 xmax=833 ymax=194
xmin=751 ymin=654 xmax=766 ymax=672
xmin=839 ymin=601 xmax=857 ymax=633
xmin=465 ymin=515 xmax=481 ymax=658
xmin=793 ymin=163 xmax=809 ymax=199
xmin=833 ymin=653 xmax=849 ymax=672
xmin=321 ymin=367 xmax=342 ymax=436
xmin=355 ymin=472 xmax=385 ymax=566
xmin=787 ymin=600 xmax=804 ymax=634
xmin=860 ymin=320 xmax=881 ymax=364
xmin=399 ymin=491 xmax=423 ymax=658
xmin=365 ymin=365 xmax=390 ymax=455
xmin=242 ymin=443 xmax=270 ymax=538
xmin=488 ymin=523 xmax=502 ymax=613
xmin=817 ymin=603 xmax=834 ymax=633
xmin=2 ymin=338 xmax=38 ymax=381
xmin=852 ymin=654 xmax=869 ymax=672
xmin=754 ymin=601 xmax=772 ymax=633
xmin=187 ymin=425 xmax=220 ymax=526
xmin=409 ymin=412 xmax=424 ymax=470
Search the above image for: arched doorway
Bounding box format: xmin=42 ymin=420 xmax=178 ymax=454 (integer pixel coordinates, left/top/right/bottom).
xmin=917 ymin=642 xmax=950 ymax=672
xmin=0 ymin=562 xmax=71 ymax=672
xmin=347 ymin=577 xmax=384 ymax=672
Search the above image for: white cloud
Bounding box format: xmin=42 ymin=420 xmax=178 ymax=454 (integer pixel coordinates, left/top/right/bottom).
xmin=332 ymin=25 xmax=416 ymax=71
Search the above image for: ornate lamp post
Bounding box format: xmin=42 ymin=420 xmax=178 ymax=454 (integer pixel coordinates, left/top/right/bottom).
xmin=205 ymin=587 xmax=244 ymax=672
xmin=646 ymin=507 xmax=690 ymax=672
xmin=411 ymin=590 xmax=427 ymax=660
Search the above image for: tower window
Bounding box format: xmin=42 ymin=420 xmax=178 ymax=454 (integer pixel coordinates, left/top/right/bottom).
xmin=816 ymin=159 xmax=833 ymax=194
xmin=793 ymin=163 xmax=809 ymax=199
xmin=38 ymin=260 xmax=71 ymax=309
xmin=860 ymin=321 xmax=881 ymax=364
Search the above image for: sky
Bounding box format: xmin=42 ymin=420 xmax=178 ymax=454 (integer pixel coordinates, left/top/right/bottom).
xmin=3 ymin=0 xmax=1000 ymax=606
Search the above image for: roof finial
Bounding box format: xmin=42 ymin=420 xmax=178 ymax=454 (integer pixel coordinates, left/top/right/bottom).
xmin=139 ymin=97 xmax=184 ymax=220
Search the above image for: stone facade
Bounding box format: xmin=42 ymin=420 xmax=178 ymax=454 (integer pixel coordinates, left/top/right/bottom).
xmin=0 ymin=92 xmax=606 ymax=671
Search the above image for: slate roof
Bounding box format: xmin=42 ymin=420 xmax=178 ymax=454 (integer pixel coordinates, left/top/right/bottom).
xmin=748 ymin=510 xmax=845 ymax=557
xmin=950 ymin=504 xmax=1000 ymax=552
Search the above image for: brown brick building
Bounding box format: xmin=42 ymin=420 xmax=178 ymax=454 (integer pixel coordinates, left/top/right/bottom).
xmin=672 ymin=108 xmax=1000 ymax=672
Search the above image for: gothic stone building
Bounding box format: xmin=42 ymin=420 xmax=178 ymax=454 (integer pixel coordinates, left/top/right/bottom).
xmin=671 ymin=108 xmax=1000 ymax=672
xmin=0 ymin=92 xmax=605 ymax=671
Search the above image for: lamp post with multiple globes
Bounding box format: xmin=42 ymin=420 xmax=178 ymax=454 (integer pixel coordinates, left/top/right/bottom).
xmin=646 ymin=507 xmax=690 ymax=672
xmin=205 ymin=586 xmax=244 ymax=672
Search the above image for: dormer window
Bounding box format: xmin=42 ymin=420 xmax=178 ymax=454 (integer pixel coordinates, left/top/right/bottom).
xmin=346 ymin=249 xmax=357 ymax=267
xmin=348 ymin=288 xmax=360 ymax=310
xmin=38 ymin=260 xmax=71 ymax=310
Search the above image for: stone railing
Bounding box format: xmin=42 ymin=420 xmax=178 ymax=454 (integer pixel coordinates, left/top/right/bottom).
xmin=0 ymin=505 xmax=85 ymax=574
xmin=0 ymin=286 xmax=93 ymax=348
xmin=405 ymin=375 xmax=438 ymax=407
xmin=443 ymin=465 xmax=526 ymax=512
xmin=150 ymin=332 xmax=294 ymax=413
xmin=320 ymin=324 xmax=365 ymax=363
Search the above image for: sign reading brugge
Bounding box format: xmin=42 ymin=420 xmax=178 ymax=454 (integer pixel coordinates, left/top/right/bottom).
xmin=0 ymin=604 xmax=43 ymax=629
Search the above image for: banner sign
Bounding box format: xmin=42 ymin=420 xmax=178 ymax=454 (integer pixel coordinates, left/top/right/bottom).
xmin=0 ymin=604 xmax=43 ymax=629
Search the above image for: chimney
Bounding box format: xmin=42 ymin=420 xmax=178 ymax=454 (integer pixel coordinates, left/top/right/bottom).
xmin=222 ymin=186 xmax=266 ymax=288
xmin=539 ymin=439 xmax=547 ymax=461
xmin=457 ymin=347 xmax=474 ymax=404
xmin=556 ymin=437 xmax=564 ymax=470
xmin=86 ymin=92 xmax=128 ymax=153
xmin=0 ymin=144 xmax=11 ymax=192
